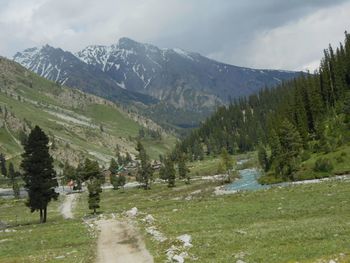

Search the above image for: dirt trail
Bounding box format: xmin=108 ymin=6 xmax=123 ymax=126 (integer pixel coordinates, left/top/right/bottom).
xmin=60 ymin=193 xmax=77 ymax=219
xmin=96 ymin=219 xmax=153 ymax=263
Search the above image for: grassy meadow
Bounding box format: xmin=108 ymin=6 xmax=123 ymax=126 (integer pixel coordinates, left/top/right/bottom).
xmin=0 ymin=195 xmax=95 ymax=263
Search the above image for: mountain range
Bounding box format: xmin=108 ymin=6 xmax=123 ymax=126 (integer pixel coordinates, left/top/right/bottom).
xmin=13 ymin=37 xmax=300 ymax=130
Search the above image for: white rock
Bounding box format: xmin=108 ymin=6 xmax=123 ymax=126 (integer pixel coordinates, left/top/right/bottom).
xmin=166 ymin=245 xmax=179 ymax=259
xmin=126 ymin=207 xmax=138 ymax=217
xmin=146 ymin=226 xmax=167 ymax=242
xmin=236 ymin=260 xmax=246 ymax=263
xmin=55 ymin=255 xmax=65 ymax=259
xmin=173 ymin=255 xmax=184 ymax=263
xmin=177 ymin=234 xmax=192 ymax=247
xmin=144 ymin=214 xmax=155 ymax=224
xmin=329 ymin=260 xmax=336 ymax=263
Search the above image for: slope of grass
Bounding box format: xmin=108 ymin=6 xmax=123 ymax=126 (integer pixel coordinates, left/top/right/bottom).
xmin=0 ymin=58 xmax=176 ymax=166
xmin=72 ymin=178 xmax=350 ymax=263
xmin=0 ymin=196 xmax=94 ymax=263
xmin=2 ymin=170 xmax=350 ymax=262
xmin=0 ymin=127 xmax=21 ymax=156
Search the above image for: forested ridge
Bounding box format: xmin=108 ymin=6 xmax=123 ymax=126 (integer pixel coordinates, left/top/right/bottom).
xmin=176 ymin=32 xmax=350 ymax=181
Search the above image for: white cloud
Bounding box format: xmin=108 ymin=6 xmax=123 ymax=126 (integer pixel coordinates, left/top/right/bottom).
xmin=238 ymin=1 xmax=350 ymax=71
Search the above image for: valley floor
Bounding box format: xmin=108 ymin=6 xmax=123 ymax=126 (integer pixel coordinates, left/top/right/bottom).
xmin=1 ymin=176 xmax=350 ymax=262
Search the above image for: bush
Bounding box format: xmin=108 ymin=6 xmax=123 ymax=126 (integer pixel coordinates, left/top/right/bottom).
xmin=335 ymin=155 xmax=345 ymax=163
xmin=313 ymin=158 xmax=334 ymax=173
xmin=301 ymin=151 xmax=311 ymax=162
xmin=340 ymin=151 xmax=347 ymax=157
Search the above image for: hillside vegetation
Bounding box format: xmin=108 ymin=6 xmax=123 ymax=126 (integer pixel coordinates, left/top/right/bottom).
xmin=177 ymin=33 xmax=350 ymax=182
xmin=0 ymin=57 xmax=176 ymax=167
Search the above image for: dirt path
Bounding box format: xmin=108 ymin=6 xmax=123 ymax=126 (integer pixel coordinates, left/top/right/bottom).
xmin=60 ymin=193 xmax=77 ymax=219
xmin=96 ymin=219 xmax=153 ymax=263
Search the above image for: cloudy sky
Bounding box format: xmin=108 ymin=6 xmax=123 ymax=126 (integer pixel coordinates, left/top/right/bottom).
xmin=0 ymin=0 xmax=349 ymax=71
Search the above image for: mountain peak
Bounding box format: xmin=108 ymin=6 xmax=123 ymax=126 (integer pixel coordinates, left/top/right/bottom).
xmin=116 ymin=37 xmax=141 ymax=48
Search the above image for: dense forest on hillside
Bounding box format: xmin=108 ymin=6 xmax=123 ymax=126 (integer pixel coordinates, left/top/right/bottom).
xmin=176 ymin=32 xmax=350 ymax=182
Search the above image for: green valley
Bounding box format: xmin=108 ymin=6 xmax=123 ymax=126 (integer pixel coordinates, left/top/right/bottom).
xmin=0 ymin=57 xmax=176 ymax=168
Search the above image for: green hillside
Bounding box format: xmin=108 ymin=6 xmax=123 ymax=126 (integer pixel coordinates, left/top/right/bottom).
xmin=0 ymin=57 xmax=176 ymax=167
xmin=177 ymin=33 xmax=350 ymax=183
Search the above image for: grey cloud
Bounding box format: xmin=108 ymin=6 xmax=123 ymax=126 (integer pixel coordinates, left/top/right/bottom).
xmin=0 ymin=0 xmax=349 ymax=70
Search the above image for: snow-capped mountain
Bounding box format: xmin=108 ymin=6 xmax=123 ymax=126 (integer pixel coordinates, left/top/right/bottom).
xmin=13 ymin=44 xmax=156 ymax=104
xmin=13 ymin=37 xmax=300 ymax=128
xmin=75 ymin=37 xmax=300 ymax=109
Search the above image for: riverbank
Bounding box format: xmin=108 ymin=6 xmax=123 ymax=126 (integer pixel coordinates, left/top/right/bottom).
xmin=214 ymin=168 xmax=350 ymax=196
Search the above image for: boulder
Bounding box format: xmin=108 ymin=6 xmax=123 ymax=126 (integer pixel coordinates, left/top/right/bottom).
xmin=126 ymin=207 xmax=138 ymax=217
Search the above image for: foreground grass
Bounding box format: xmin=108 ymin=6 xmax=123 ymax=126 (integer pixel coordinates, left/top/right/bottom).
xmin=2 ymin=172 xmax=350 ymax=262
xmin=77 ymin=178 xmax=350 ymax=263
xmin=0 ymin=196 xmax=95 ymax=263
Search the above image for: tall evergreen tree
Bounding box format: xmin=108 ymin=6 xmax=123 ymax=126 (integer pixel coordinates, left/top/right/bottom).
xmin=109 ymin=158 xmax=119 ymax=173
xmin=84 ymin=159 xmax=103 ymax=214
xmin=275 ymin=120 xmax=303 ymax=179
xmin=87 ymin=178 xmax=102 ymax=214
xmin=257 ymin=145 xmax=269 ymax=172
xmin=135 ymin=141 xmax=153 ymax=189
xmin=220 ymin=148 xmax=233 ymax=173
xmin=0 ymin=153 xmax=7 ymax=177
xmin=21 ymin=126 xmax=58 ymax=223
xmin=165 ymin=157 xmax=176 ymax=187
xmin=178 ymin=154 xmax=190 ymax=181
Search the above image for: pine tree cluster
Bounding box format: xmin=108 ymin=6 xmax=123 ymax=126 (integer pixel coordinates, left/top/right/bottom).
xmin=177 ymin=32 xmax=350 ymax=180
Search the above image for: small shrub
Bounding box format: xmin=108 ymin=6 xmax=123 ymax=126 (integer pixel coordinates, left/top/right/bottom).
xmin=313 ymin=158 xmax=334 ymax=173
xmin=335 ymin=155 xmax=345 ymax=163
xmin=340 ymin=151 xmax=347 ymax=157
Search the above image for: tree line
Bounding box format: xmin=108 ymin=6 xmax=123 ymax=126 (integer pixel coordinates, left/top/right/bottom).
xmin=175 ymin=32 xmax=350 ymax=181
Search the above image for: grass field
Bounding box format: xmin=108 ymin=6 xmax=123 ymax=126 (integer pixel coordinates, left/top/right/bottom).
xmin=1 ymin=175 xmax=350 ymax=262
xmin=1 ymin=141 xmax=349 ymax=262
xmin=71 ymin=177 xmax=350 ymax=263
xmin=0 ymin=196 xmax=95 ymax=263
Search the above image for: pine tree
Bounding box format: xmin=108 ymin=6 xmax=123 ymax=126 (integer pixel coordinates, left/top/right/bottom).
xmin=21 ymin=126 xmax=59 ymax=223
xmin=135 ymin=141 xmax=153 ymax=189
xmin=178 ymin=154 xmax=190 ymax=181
xmin=343 ymin=93 xmax=350 ymax=124
xmin=257 ymin=145 xmax=269 ymax=172
xmin=109 ymin=158 xmax=119 ymax=173
xmin=0 ymin=153 xmax=7 ymax=177
xmin=84 ymin=159 xmax=103 ymax=214
xmin=83 ymin=159 xmax=102 ymax=182
xmin=220 ymin=148 xmax=233 ymax=172
xmin=87 ymin=178 xmax=102 ymax=214
xmin=269 ymin=129 xmax=281 ymax=161
xmin=165 ymin=157 xmax=176 ymax=187
xmin=276 ymin=120 xmax=303 ymax=179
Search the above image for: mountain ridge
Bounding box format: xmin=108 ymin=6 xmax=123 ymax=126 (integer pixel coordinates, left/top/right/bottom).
xmin=13 ymin=38 xmax=301 ymax=129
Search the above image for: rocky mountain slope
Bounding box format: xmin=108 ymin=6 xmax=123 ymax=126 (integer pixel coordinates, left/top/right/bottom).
xmin=14 ymin=38 xmax=300 ymax=129
xmin=0 ymin=57 xmax=175 ymax=166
